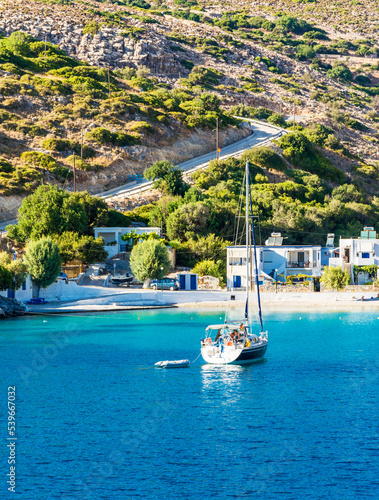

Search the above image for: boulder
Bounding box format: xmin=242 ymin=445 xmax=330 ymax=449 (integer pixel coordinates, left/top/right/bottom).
xmin=0 ymin=296 xmax=27 ymax=319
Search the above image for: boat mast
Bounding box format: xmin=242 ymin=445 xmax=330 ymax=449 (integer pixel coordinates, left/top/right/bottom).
xmin=247 ymin=160 xmax=264 ymax=332
xmin=245 ymin=160 xmax=249 ymax=322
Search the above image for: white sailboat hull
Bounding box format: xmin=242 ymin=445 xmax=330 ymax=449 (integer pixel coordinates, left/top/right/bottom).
xmin=201 ymin=339 xmax=268 ymax=365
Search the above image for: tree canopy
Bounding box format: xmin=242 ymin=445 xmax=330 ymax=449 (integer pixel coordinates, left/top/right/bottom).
xmin=6 ymin=185 xmax=130 ymax=243
xmin=166 ymin=202 xmax=210 ymax=241
xmin=0 ymin=265 xmax=14 ymax=291
xmin=129 ymin=239 xmax=170 ymax=283
xmin=321 ymin=266 xmax=350 ymax=290
xmin=24 ymin=237 xmax=62 ymax=291
xmin=55 ymin=232 xmax=108 ymax=264
xmin=144 ymin=161 xmax=189 ymax=196
xmin=0 ymin=252 xmax=28 ymax=290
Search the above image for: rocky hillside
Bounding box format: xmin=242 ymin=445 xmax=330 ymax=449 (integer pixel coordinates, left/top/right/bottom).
xmin=0 ymin=0 xmax=378 ymax=219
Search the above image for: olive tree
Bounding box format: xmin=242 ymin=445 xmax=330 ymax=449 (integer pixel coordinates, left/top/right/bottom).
xmin=24 ymin=237 xmax=62 ymax=296
xmin=144 ymin=161 xmax=189 ymax=197
xmin=129 ymin=239 xmax=170 ymax=287
xmin=321 ymin=266 xmax=350 ymax=291
xmin=0 ymin=252 xmax=28 ymax=291
xmin=0 ymin=266 xmax=13 ymax=291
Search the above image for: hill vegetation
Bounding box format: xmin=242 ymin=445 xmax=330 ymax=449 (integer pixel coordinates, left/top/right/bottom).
xmin=1 ymin=0 xmax=379 ymax=273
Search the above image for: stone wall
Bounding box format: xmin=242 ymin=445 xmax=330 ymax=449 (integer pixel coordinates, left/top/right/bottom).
xmin=259 ymin=284 xmax=313 ymax=293
xmin=343 ymin=285 xmax=379 ymax=293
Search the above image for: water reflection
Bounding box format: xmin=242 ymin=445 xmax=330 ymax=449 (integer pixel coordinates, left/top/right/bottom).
xmin=200 ymin=360 xmax=267 ymax=404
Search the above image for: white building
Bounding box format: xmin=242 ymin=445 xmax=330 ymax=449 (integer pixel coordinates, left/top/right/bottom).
xmin=227 ymin=233 xmax=322 ymax=290
xmin=328 ymin=227 xmax=379 ymax=284
xmin=94 ymin=227 xmax=161 ymax=258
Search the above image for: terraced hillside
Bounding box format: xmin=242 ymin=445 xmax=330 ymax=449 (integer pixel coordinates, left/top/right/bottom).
xmin=0 ymin=0 xmax=378 ymax=228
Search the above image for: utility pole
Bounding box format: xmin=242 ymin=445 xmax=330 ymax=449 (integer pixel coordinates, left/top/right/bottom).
xmin=293 ymin=101 xmax=296 ymax=132
xmin=216 ymin=117 xmax=219 ymax=160
xmin=108 ymin=67 xmax=111 ymax=99
xmin=73 ymin=152 xmax=76 ymax=192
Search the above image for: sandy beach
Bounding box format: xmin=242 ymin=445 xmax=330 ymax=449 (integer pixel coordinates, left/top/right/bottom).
xmin=25 ymin=290 xmax=379 ymax=314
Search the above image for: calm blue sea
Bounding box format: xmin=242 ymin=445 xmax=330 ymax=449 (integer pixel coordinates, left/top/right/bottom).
xmin=1 ymin=309 xmax=378 ymax=500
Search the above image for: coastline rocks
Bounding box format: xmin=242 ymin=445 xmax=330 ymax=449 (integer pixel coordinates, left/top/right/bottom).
xmin=0 ymin=296 xmax=27 ymax=318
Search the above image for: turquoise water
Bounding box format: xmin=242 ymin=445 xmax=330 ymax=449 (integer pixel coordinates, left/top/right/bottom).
xmin=1 ymin=309 xmax=378 ymax=499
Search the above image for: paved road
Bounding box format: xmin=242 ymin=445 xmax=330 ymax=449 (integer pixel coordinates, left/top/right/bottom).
xmin=0 ymin=218 xmax=16 ymax=231
xmin=98 ymin=119 xmax=285 ymax=201
xmin=0 ymin=119 xmax=285 ymax=227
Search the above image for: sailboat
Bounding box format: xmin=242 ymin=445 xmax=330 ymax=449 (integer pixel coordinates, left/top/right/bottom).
xmin=200 ymin=160 xmax=268 ymax=365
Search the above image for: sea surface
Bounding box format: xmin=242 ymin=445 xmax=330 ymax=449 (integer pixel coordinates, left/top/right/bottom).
xmin=1 ymin=309 xmax=378 ymax=500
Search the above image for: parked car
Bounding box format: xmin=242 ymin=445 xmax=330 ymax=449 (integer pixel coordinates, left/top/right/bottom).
xmin=149 ymin=278 xmax=180 ymax=291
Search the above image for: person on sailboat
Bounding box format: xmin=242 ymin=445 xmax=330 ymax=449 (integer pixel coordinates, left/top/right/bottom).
xmin=215 ymin=329 xmax=222 ymax=342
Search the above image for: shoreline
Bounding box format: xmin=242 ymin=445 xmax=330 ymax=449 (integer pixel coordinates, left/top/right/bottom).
xmin=24 ymin=295 xmax=379 ymax=315
xmin=3 ymin=288 xmax=379 ymax=316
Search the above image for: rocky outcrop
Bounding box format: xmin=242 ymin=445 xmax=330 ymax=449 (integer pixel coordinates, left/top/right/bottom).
xmin=0 ymin=296 xmax=27 ymax=318
xmin=0 ymin=12 xmax=181 ymax=73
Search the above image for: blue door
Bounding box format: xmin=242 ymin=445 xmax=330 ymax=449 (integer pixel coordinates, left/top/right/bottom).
xmin=190 ymin=274 xmax=197 ymax=290
xmin=179 ymin=275 xmax=186 ymax=290
xmin=233 ymin=275 xmax=241 ymax=288
xmin=7 ymin=289 xmax=15 ymax=299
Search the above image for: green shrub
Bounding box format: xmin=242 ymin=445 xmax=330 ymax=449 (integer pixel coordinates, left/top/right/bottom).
xmin=303 ymin=123 xmax=334 ymax=147
xmin=174 ymin=0 xmax=197 ymax=5
xmin=230 ymin=104 xmax=273 ymax=120
xmin=1 ymin=31 xmax=32 ymax=57
xmin=327 ymin=63 xmax=353 ymax=82
xmin=42 ymin=138 xmax=71 ymax=152
xmin=0 ymin=77 xmax=22 ymax=96
xmin=277 ymin=132 xmax=345 ymax=183
xmin=267 ymin=113 xmax=287 ymax=127
xmin=354 ymin=75 xmax=371 ymax=87
xmin=113 ymin=131 xmax=141 ymax=147
xmin=0 ymin=165 xmax=43 ymax=195
xmin=130 ymin=121 xmax=154 ymax=134
xmin=43 ymin=138 xmax=96 ymax=158
xmin=0 ymin=158 xmax=13 ymax=173
xmin=276 ymin=15 xmax=313 ymax=35
xmin=1 ymin=63 xmax=22 ymax=75
xmin=321 ymin=266 xmax=350 ymax=290
xmin=180 ymin=59 xmax=194 ymax=70
xmin=242 ymin=146 xmax=287 ymax=172
xmin=83 ymin=21 xmax=101 ymax=37
xmin=85 ymin=127 xmax=112 ymax=144
xmin=332 ymin=184 xmax=365 ymax=203
xmin=0 ymin=110 xmax=15 ymax=123
xmin=296 ymin=44 xmax=316 ymax=61
xmin=120 ymin=27 xmax=146 ymax=39
xmin=188 ymin=66 xmax=223 ymax=86
xmin=191 ymin=259 xmax=225 ymax=286
xmin=85 ymin=127 xmax=140 ymax=147
xmin=20 ymin=152 xmax=72 ymax=181
xmin=345 ymin=118 xmax=368 ymax=131
xmin=122 ymin=0 xmax=151 ymax=8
